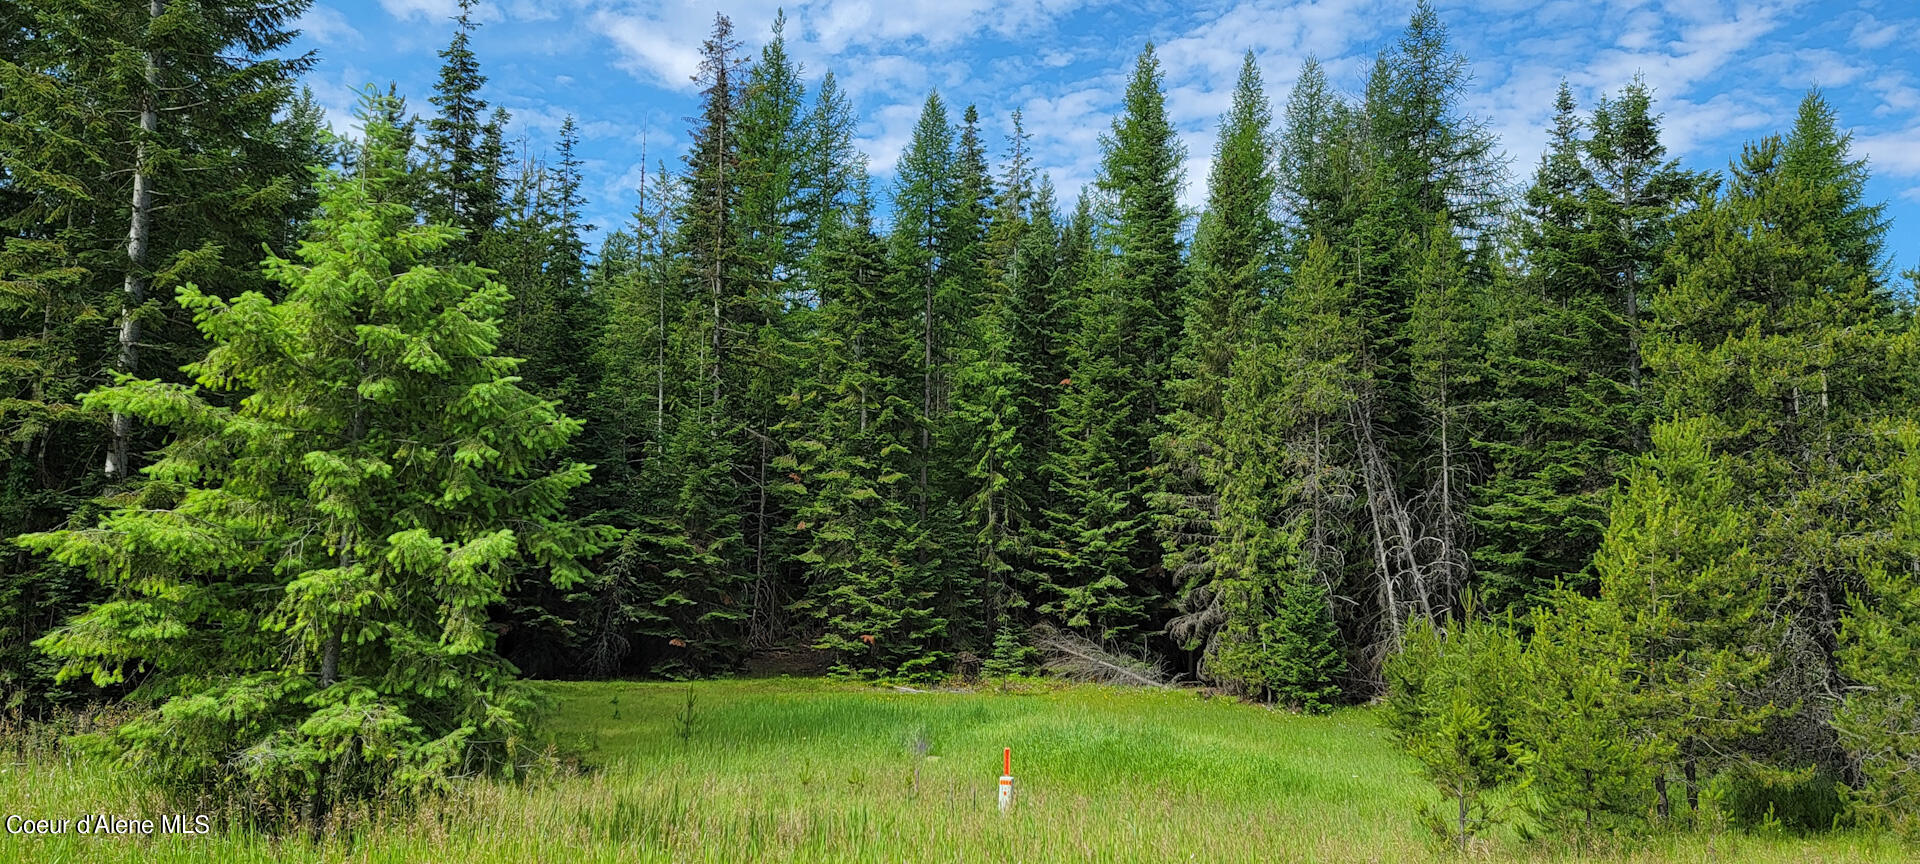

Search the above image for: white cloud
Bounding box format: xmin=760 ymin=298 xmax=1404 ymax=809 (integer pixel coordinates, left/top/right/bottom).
xmin=592 ymin=9 xmax=706 ymax=90
xmin=1775 ymin=48 xmax=1866 ymax=89
xmin=299 ymin=5 xmax=362 ymax=46
xmin=1855 ymin=128 xmax=1920 ymax=179
xmin=1657 ymin=93 xmax=1775 ymax=159
xmin=379 ymin=0 xmax=462 ymax=22
xmin=858 ymin=99 xmax=928 ymax=178
xmin=1868 ymin=72 xmax=1920 ymax=117
xmin=1583 ymin=1 xmax=1787 ymax=96
xmin=1850 ymin=15 xmax=1901 ymax=51
xmin=589 ymin=0 xmax=1093 ymax=93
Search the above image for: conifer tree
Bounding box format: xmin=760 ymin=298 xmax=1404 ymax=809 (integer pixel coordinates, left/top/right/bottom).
xmin=936 ymin=103 xmax=999 ymax=653
xmin=888 ymin=92 xmax=959 ymax=521
xmin=1584 ymin=78 xmax=1697 ymax=395
xmin=1650 ymin=97 xmax=1913 ymax=774
xmin=1835 ymin=423 xmax=1920 ymax=833
xmin=788 ymin=190 xmax=944 ymax=679
xmin=795 ymin=71 xmax=860 ymax=266
xmin=2 ymin=0 xmax=320 ymax=481
xmin=961 ymin=180 xmax=1065 ymax=619
xmin=1201 ymin=238 xmax=1349 ymax=706
xmin=1475 ymin=84 xmax=1622 ymax=608
xmin=1274 ymin=57 xmax=1353 ymax=261
xmin=1273 ymin=2 xmax=1500 ymax=669
xmin=1405 ymin=212 xmax=1482 ymax=604
xmin=424 ymin=0 xmax=506 ymax=260
xmin=1103 ymin=44 xmax=1187 ymax=426
xmin=1161 ymin=52 xmax=1278 ymax=659
xmin=618 ymin=365 xmax=751 ymax=677
xmin=983 ymin=110 xmax=1037 ymax=283
xmin=1040 ymin=262 xmax=1146 ymax=639
xmin=951 ymin=210 xmax=1034 ymax=629
xmin=491 ymin=120 xmax=597 ymax=413
xmin=738 ymin=11 xmax=808 ymax=288
xmin=1383 ymin=615 xmax=1533 ymax=852
xmin=1776 ymin=90 xmax=1888 ymax=278
xmin=1584 ymin=417 xmax=1773 ymax=819
xmin=582 ymin=163 xmax=708 ymax=674
xmin=1517 ymin=596 xmax=1655 ymax=833
xmin=1 ymin=0 xmax=319 ymax=705
xmin=1043 ymin=45 xmax=1184 ymax=643
xmin=18 ymin=101 xmax=614 ymax=812
xmin=1366 ymin=0 xmax=1501 ymax=236
xmin=484 ymin=121 xmax=608 ymax=674
xmin=725 ymin=17 xmax=813 ymax=659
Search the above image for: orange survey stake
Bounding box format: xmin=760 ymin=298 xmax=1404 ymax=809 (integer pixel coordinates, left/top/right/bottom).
xmin=998 ymin=747 xmax=1014 ymax=812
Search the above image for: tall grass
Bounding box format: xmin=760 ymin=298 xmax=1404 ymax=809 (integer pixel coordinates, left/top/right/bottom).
xmin=0 ymin=679 xmax=1905 ymax=862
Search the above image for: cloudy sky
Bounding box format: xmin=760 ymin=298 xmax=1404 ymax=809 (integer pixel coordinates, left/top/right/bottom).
xmin=293 ymin=0 xmax=1920 ymax=269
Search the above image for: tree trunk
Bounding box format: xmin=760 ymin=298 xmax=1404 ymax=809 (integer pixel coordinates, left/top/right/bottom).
xmin=1684 ymin=754 xmax=1700 ymax=817
xmin=1456 ymin=786 xmax=1469 ymax=853
xmin=318 ymin=620 xmax=343 ymax=687
xmin=108 ymin=0 xmax=165 ymax=481
xmin=920 ymin=230 xmax=934 ymax=518
xmin=749 ymin=436 xmax=774 ymax=649
xmin=308 ymin=616 xmax=344 ymax=835
xmin=1655 ymin=772 xmax=1670 ymax=820
xmin=1584 ymin=769 xmax=1594 ymax=828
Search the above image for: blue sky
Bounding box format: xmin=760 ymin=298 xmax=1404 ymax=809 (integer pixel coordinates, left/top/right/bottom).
xmin=292 ymin=0 xmax=1920 ymax=270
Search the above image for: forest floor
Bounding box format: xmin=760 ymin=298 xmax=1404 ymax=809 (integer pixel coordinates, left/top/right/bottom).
xmin=0 ymin=677 xmax=1908 ymax=862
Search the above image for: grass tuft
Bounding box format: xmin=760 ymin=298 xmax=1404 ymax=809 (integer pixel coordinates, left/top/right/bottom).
xmin=0 ymin=678 xmax=1906 ymax=862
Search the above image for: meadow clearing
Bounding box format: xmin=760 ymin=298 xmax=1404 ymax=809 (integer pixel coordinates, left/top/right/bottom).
xmin=0 ymin=678 xmax=1906 ymax=863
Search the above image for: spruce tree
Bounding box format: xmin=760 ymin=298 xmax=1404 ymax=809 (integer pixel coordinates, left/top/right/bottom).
xmin=938 ymin=103 xmax=998 ymax=654
xmin=18 ymin=102 xmax=614 ymax=812
xmin=1161 ymin=53 xmax=1277 ymax=660
xmin=881 ymin=92 xmax=971 ymax=661
xmin=1475 ymin=84 xmax=1620 ymax=608
xmin=1203 ymin=238 xmax=1349 ymax=707
xmin=582 ymin=163 xmax=702 ymax=675
xmin=1043 ymin=45 xmax=1185 ymax=643
xmin=888 ymin=92 xmax=958 ymax=520
xmin=1 ymin=0 xmax=318 ymax=706
xmin=424 ymin=0 xmax=506 ymax=260
xmin=1584 ymin=78 xmax=1698 ymax=395
xmin=1102 ymin=44 xmax=1186 ymax=428
xmin=951 ymin=210 xmax=1034 ymax=631
xmin=788 ymin=190 xmax=944 ymax=679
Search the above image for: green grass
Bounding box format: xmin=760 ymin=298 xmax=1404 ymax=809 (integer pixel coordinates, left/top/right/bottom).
xmin=0 ymin=678 xmax=1907 ymax=862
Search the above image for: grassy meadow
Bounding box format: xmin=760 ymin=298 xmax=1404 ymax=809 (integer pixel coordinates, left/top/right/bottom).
xmin=0 ymin=678 xmax=1907 ymax=862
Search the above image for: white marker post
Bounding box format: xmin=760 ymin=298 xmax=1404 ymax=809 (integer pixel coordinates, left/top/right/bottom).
xmin=998 ymin=747 xmax=1014 ymax=813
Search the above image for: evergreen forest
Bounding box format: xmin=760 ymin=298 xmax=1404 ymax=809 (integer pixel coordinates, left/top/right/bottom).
xmin=5 ymin=0 xmax=1920 ymax=847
